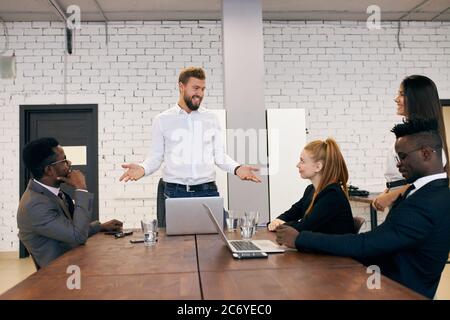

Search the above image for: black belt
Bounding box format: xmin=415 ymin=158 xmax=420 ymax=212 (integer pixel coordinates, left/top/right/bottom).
xmin=164 ymin=181 xmax=216 ymax=192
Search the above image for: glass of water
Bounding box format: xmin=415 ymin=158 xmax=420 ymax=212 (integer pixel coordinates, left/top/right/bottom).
xmin=240 ymin=216 xmax=256 ymax=240
xmin=141 ymin=219 xmax=158 ymax=246
xmin=245 ymin=211 xmax=259 ymax=236
xmin=226 ymin=210 xmax=242 ymax=232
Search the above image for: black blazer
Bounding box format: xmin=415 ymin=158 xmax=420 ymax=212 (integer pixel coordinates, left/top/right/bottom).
xmin=277 ymin=183 xmax=354 ymax=234
xmin=296 ymin=178 xmax=450 ymax=299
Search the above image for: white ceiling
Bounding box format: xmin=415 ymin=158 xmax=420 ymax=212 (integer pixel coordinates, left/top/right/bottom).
xmin=0 ymin=0 xmax=449 ymax=22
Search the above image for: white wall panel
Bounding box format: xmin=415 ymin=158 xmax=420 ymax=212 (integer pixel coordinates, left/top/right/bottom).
xmin=267 ymin=109 xmax=308 ymax=219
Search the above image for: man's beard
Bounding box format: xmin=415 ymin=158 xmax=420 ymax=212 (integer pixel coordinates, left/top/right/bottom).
xmin=184 ymin=94 xmax=202 ymax=111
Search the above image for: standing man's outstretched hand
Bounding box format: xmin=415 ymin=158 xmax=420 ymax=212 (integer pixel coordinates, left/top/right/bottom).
xmin=236 ymin=165 xmax=262 ymax=183
xmin=120 ymin=163 xmax=145 ymax=182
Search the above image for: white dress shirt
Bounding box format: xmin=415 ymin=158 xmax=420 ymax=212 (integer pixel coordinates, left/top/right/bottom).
xmin=407 ymin=172 xmax=448 ymax=198
xmin=140 ymin=105 xmax=239 ymax=185
xmin=33 ymin=179 xmax=88 ymax=196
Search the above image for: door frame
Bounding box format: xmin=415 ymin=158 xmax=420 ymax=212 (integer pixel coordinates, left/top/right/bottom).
xmin=19 ymin=104 xmax=98 ymax=258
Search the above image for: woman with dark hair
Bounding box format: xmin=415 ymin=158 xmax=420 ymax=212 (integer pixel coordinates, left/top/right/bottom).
xmin=268 ymin=138 xmax=354 ymax=234
xmin=373 ymin=75 xmax=448 ymax=211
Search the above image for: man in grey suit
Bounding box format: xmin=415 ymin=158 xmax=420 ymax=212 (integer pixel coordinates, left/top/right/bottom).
xmin=17 ymin=137 xmax=122 ymax=268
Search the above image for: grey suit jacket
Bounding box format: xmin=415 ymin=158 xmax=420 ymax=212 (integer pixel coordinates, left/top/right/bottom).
xmin=17 ymin=180 xmax=102 ymax=268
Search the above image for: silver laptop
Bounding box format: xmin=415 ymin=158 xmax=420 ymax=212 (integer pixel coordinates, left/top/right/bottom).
xmin=165 ymin=197 xmax=224 ymax=235
xmin=203 ymin=204 xmax=286 ymax=254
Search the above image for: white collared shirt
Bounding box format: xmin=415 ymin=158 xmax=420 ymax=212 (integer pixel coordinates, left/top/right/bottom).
xmin=140 ymin=105 xmax=239 ymax=185
xmin=33 ymin=179 xmax=60 ymax=197
xmin=33 ymin=179 xmax=88 ymax=195
xmin=407 ymin=172 xmax=448 ymax=198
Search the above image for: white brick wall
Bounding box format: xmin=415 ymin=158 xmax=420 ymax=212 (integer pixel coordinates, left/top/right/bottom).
xmin=1 ymin=20 xmax=449 ymax=251
xmin=264 ymin=21 xmax=450 ymax=189
xmin=0 ymin=21 xmax=224 ymax=251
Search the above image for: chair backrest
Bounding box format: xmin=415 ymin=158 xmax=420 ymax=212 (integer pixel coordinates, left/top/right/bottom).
xmin=30 ymin=254 xmax=41 ymax=271
xmin=21 ymin=242 xmax=40 ymax=270
xmin=353 ymin=216 xmax=366 ymax=234
xmin=156 ymin=178 xmax=166 ymax=228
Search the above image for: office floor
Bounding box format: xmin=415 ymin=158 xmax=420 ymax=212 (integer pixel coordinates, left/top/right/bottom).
xmin=0 ymin=251 xmax=449 ymax=299
xmin=0 ymin=252 xmax=35 ymax=296
xmin=437 ymin=263 xmax=450 ymax=300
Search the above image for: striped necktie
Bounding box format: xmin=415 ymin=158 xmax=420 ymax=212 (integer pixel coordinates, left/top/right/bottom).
xmin=58 ymin=191 xmax=74 ymax=219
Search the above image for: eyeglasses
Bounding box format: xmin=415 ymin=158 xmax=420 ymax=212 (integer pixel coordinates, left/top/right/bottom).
xmin=48 ymin=157 xmax=70 ymax=166
xmin=395 ymin=146 xmax=438 ymax=165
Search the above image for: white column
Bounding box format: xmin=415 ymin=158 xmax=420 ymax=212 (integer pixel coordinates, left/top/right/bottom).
xmin=222 ymin=0 xmax=269 ymax=222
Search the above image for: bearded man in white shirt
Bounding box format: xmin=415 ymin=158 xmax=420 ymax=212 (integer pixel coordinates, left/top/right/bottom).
xmin=120 ymin=67 xmax=261 ymax=223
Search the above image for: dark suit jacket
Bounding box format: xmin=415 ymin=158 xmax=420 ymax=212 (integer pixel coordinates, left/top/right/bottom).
xmin=277 ymin=183 xmax=354 ymax=234
xmin=296 ymin=178 xmax=450 ymax=299
xmin=17 ymin=180 xmax=102 ymax=268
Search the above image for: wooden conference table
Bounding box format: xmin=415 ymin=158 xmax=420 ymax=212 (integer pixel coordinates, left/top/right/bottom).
xmin=0 ymin=229 xmax=424 ymax=300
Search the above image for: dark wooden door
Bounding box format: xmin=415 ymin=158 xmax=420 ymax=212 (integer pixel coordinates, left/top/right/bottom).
xmin=19 ymin=104 xmax=98 ymax=258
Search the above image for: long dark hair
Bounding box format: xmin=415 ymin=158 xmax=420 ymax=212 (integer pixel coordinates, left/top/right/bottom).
xmin=401 ymin=75 xmax=449 ymax=172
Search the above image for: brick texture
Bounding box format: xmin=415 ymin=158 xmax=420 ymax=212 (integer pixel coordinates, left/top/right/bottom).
xmin=1 ymin=20 xmax=449 ymax=250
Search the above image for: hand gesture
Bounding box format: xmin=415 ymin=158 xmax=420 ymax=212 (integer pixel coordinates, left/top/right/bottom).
xmin=236 ymin=165 xmax=261 ymax=183
xmin=119 ymin=163 xmax=145 ymax=182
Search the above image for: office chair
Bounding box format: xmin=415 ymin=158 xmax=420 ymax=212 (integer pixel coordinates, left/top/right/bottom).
xmin=353 ymin=216 xmax=366 ymax=234
xmin=21 ymin=242 xmax=40 ymax=270
xmin=30 ymin=254 xmax=40 ymax=271
xmin=156 ymin=178 xmax=166 ymax=228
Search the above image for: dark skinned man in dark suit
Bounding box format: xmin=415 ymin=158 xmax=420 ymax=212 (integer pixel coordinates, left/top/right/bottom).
xmin=276 ymin=119 xmax=450 ymax=299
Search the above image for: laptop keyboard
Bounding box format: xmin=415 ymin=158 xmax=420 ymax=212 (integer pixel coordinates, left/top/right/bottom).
xmin=231 ymin=241 xmax=261 ymax=251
